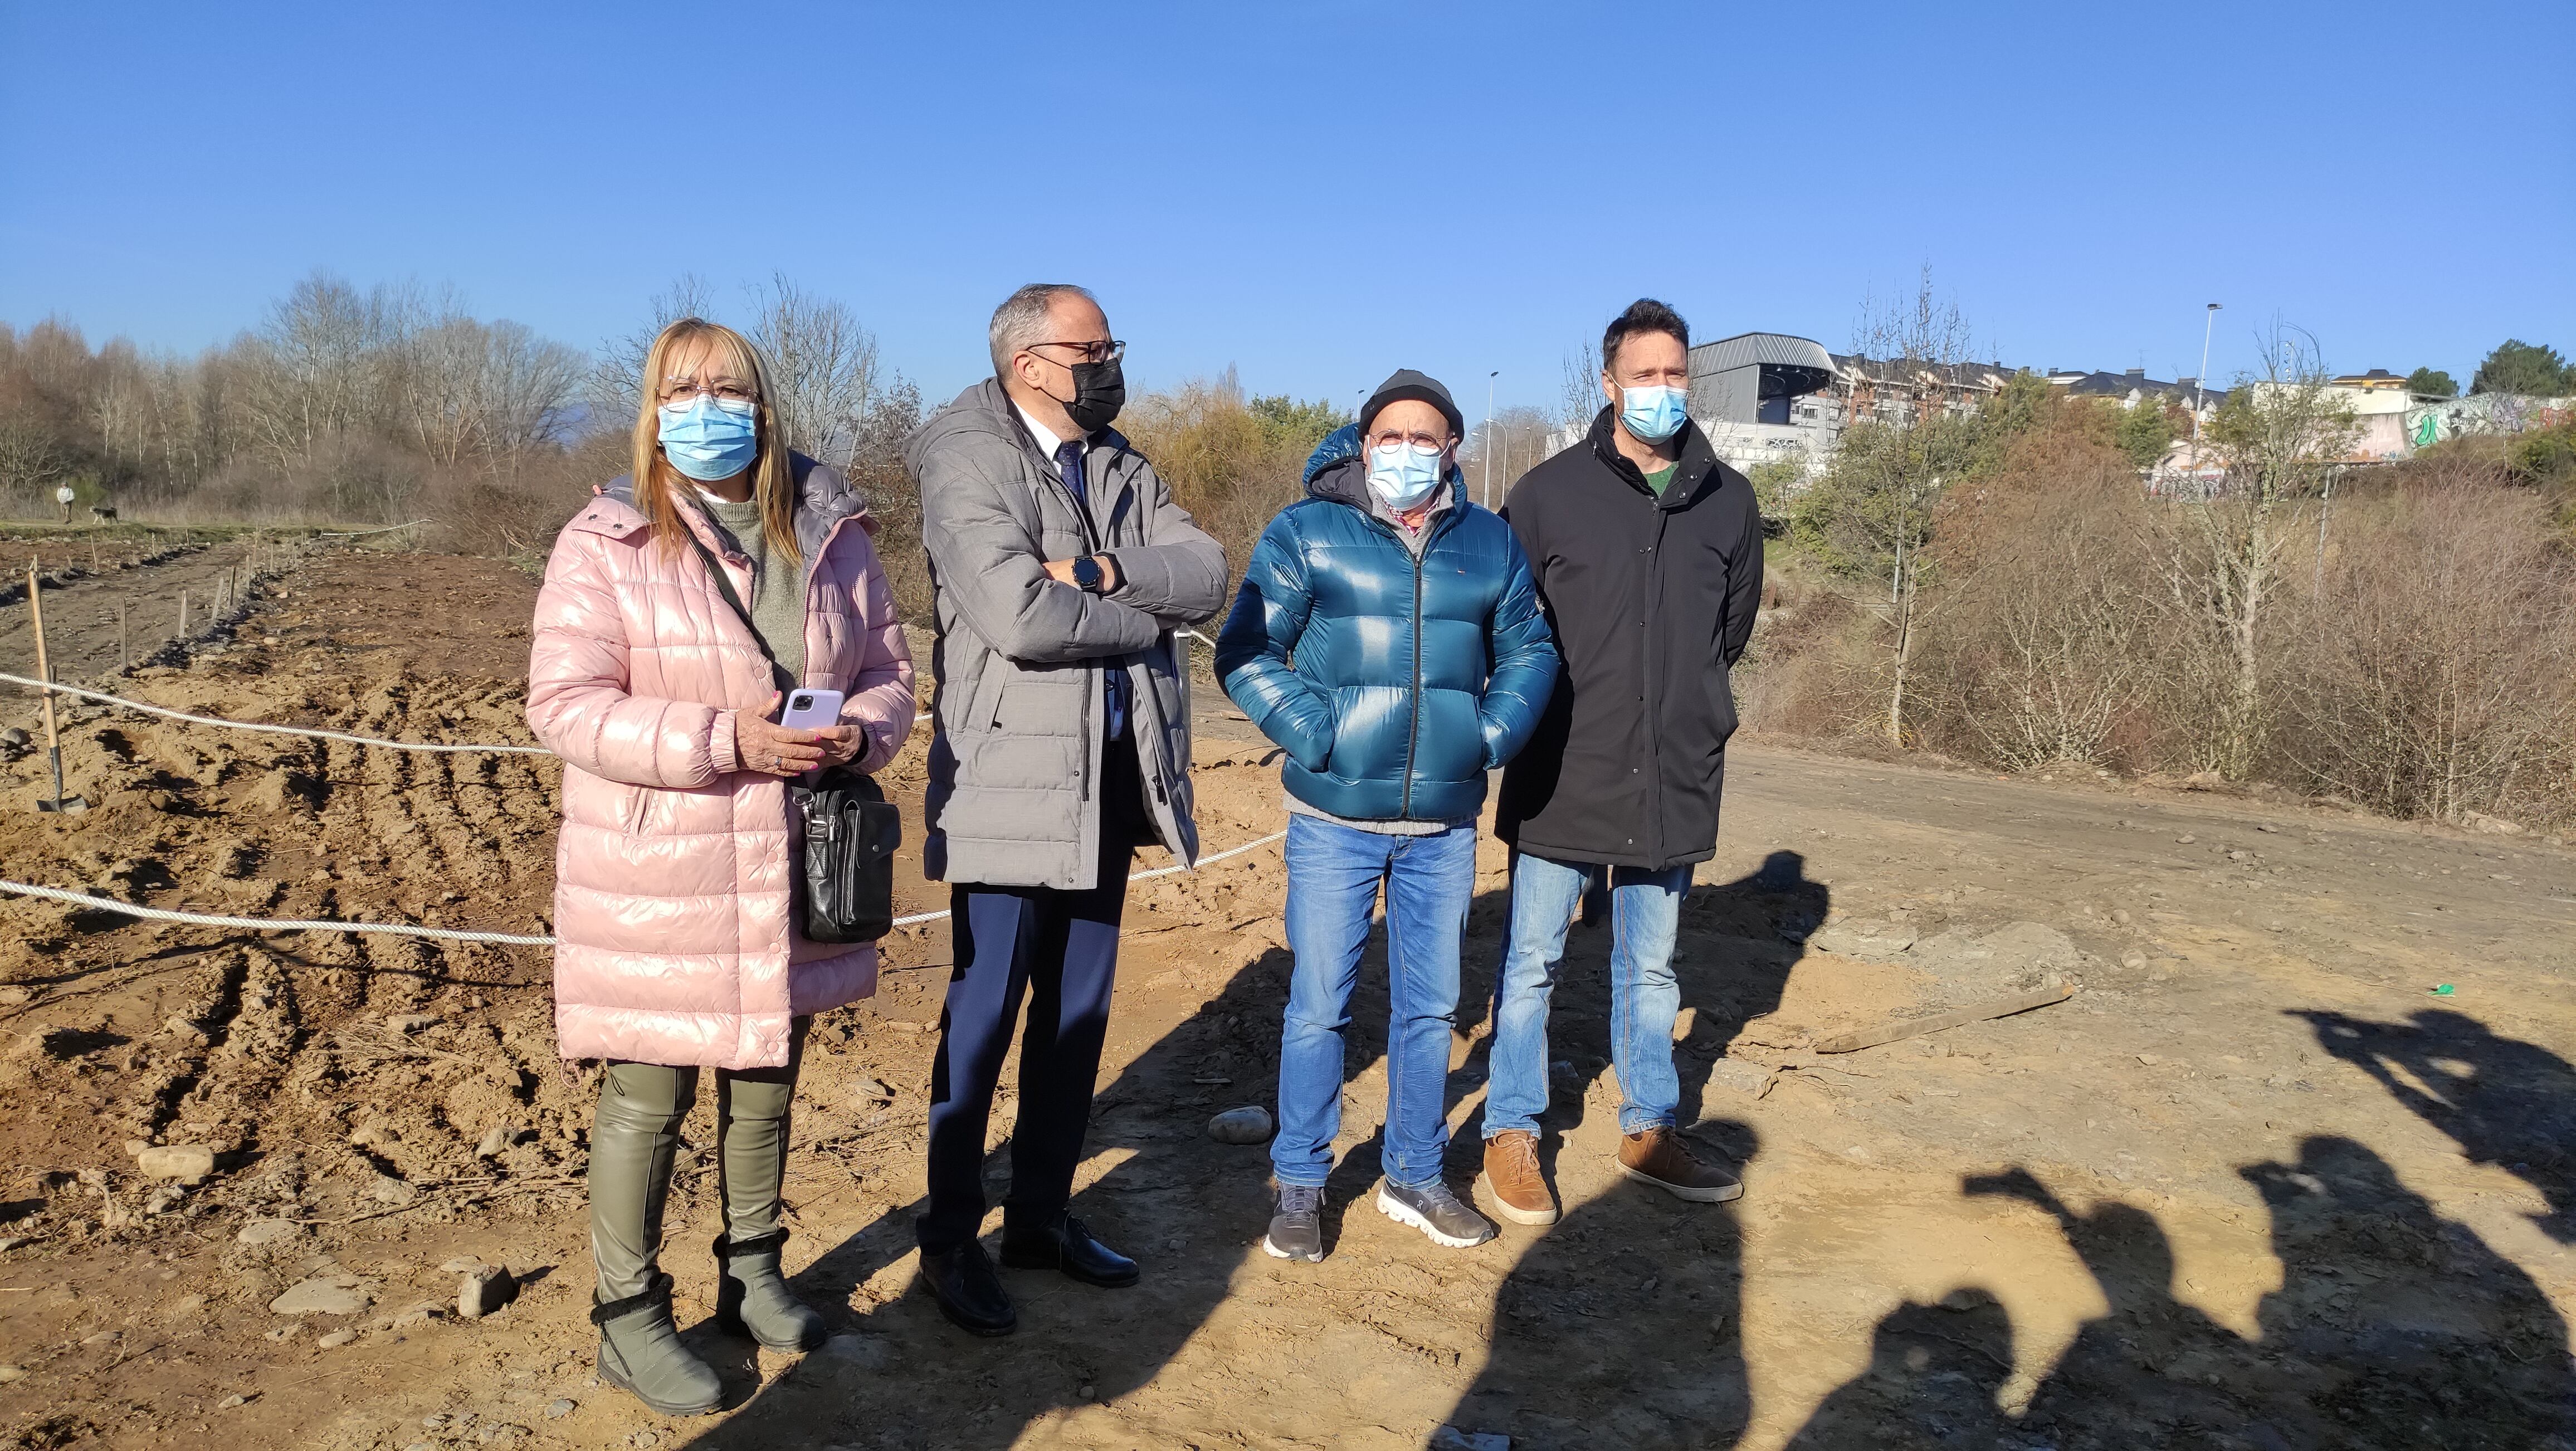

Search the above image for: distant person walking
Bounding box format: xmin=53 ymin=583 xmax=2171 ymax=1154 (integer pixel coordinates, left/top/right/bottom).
xmin=526 ymin=319 xmax=916 ymax=1414
xmin=1217 ymin=369 xmax=1557 ymax=1262
xmin=1485 ymin=299 xmax=1765 ymax=1223
xmin=905 ymin=284 xmax=1226 ymax=1336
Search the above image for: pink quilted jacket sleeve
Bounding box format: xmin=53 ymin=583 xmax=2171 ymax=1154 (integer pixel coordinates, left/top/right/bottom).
xmin=843 ymin=539 xmax=916 ymax=775
xmin=527 ymin=525 xmax=738 ymax=789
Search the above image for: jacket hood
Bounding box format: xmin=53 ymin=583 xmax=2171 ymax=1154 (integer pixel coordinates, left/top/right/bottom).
xmin=1301 ymin=422 xmax=1462 ymax=514
xmin=1584 ymin=406 xmax=1723 ymax=508
xmin=599 ymin=450 xmax=875 ymax=557
xmin=904 ymin=376 xmax=1134 ymax=481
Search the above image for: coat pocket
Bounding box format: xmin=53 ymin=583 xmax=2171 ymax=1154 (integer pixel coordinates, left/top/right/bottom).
xmin=616 ymin=782 xmax=652 ymax=836
xmin=1705 ymin=665 xmax=1740 ymax=749
xmin=958 ymin=658 xmax=1007 ymax=733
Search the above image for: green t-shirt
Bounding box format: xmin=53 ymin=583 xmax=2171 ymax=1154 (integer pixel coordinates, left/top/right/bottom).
xmin=1643 ymin=463 xmax=1679 ymax=497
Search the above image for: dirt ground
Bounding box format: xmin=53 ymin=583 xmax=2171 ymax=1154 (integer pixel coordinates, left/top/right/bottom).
xmin=0 ymin=544 xmax=2571 ymax=1450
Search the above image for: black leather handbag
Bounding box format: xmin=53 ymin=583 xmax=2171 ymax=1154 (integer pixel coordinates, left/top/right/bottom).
xmin=682 ymin=524 xmax=901 ymax=943
xmin=793 ymin=767 xmax=901 ymax=943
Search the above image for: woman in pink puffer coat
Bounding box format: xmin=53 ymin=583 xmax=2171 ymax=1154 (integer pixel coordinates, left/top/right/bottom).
xmin=526 ymin=319 xmax=914 ymax=1415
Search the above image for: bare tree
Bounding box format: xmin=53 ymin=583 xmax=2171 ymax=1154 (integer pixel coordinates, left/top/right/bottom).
xmin=1559 ymin=340 xmax=1603 ymax=430
xmin=0 ymin=412 xmax=67 ymax=501
xmin=241 ymin=271 xmax=409 ymax=464
xmin=590 ymin=274 xmax=717 ymax=428
xmin=1799 ymin=268 xmax=1979 ymax=746
xmin=401 ymin=309 xmax=486 ymax=465
xmin=2148 ymin=328 xmax=2358 ymax=778
xmin=474 ymin=320 xmax=584 ymax=465
xmin=745 ymin=272 xmax=884 ymax=469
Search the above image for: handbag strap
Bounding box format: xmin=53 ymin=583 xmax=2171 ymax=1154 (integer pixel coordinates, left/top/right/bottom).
xmin=677 ymin=504 xmax=795 ymax=694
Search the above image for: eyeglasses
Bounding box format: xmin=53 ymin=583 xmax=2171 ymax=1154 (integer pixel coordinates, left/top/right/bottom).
xmin=657 ymin=377 xmax=759 ymax=406
xmin=1024 ymin=339 xmax=1126 ymax=365
xmin=1367 ymin=430 xmax=1450 ymax=454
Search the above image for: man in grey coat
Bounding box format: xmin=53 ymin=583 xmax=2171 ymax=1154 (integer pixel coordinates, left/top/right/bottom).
xmin=904 ymin=283 xmax=1226 ymax=1336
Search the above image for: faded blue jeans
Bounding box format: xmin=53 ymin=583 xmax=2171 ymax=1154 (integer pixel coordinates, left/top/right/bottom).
xmin=1273 ymin=815 xmax=1478 ymax=1191
xmin=1485 ymin=850 xmax=1691 ymax=1139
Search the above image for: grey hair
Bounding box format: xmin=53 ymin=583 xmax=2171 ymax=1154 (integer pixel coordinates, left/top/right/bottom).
xmin=988 ymin=283 xmax=1097 ymax=374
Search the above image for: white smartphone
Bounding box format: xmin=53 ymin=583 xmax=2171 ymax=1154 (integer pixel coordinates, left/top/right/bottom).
xmin=778 ymin=688 xmax=846 ymax=730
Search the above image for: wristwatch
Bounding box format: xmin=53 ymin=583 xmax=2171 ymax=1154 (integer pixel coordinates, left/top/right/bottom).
xmin=1071 ymin=556 xmax=1106 ymax=593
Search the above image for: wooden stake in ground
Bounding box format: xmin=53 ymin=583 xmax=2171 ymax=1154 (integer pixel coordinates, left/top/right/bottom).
xmin=118 ymin=601 xmax=128 ymax=671
xmin=179 ymin=589 xmax=189 ymax=637
xmin=26 ymin=561 xmax=84 ymax=812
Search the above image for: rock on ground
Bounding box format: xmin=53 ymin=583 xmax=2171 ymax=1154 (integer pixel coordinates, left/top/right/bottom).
xmin=269 ymin=1277 xmax=371 ymax=1316
xmin=1207 ymin=1106 xmax=1274 ymax=1144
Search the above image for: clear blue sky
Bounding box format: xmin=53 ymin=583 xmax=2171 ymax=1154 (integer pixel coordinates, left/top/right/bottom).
xmin=3 ymin=1 xmax=2569 ymax=423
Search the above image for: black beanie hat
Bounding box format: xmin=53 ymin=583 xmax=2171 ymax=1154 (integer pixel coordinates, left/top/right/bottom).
xmin=1359 ymin=368 xmax=1465 ymax=440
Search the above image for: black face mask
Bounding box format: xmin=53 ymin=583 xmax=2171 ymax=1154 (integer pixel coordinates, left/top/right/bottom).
xmin=1056 ymin=358 xmax=1125 ymax=435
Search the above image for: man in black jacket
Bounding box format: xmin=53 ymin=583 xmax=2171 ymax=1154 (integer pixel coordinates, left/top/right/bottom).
xmin=1481 ymin=299 xmax=1765 ymax=1225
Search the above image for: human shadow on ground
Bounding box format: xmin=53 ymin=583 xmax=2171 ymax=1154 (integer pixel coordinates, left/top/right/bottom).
xmin=1783 ymin=1298 xmax=2019 ymax=1449
xmin=2297 ymin=1007 xmax=2576 ymax=1243
xmin=667 ymin=937 xmax=1310 ymax=1450
xmin=1783 ymin=1138 xmax=2575 ymax=1449
xmin=1432 ymin=850 xmax=1826 ymax=1451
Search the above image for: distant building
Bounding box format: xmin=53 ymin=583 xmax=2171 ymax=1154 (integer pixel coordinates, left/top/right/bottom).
xmin=1683 ymin=332 xmax=1840 ymax=478
xmin=2045 ymin=366 xmax=2221 ymax=418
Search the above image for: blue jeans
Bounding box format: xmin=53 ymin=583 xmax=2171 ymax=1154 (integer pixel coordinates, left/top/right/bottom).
xmin=1273 ymin=815 xmax=1478 ymax=1191
xmin=1486 ymin=850 xmax=1691 ymax=1138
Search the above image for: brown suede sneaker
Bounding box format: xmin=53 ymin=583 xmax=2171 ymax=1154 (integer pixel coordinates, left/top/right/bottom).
xmin=1618 ymin=1128 xmax=1743 ymax=1203
xmin=1478 ymin=1130 xmax=1559 ymax=1226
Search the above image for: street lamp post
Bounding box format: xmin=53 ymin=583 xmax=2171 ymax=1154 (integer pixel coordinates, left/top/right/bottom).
xmin=2194 ymin=302 xmax=2222 ymax=440
xmin=1484 ymin=371 xmax=1499 ymax=509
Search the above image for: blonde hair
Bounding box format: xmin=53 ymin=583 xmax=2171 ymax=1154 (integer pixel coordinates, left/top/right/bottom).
xmin=629 ymin=318 xmax=801 ymax=566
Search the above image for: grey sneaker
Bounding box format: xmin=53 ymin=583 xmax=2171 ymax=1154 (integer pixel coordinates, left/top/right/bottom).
xmin=1375 ymin=1180 xmax=1497 ymax=1249
xmin=1264 ymin=1184 xmax=1325 ymax=1262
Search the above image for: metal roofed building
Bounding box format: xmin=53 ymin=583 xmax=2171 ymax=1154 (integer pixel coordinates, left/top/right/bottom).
xmin=1685 ymin=332 xmax=1841 ymax=478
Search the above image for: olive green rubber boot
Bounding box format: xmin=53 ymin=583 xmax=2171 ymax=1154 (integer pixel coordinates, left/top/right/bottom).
xmin=713 ymin=1067 xmax=828 ymax=1351
xmin=592 ymin=1273 xmax=722 ymax=1416
xmin=589 ymin=1063 xmax=720 ymax=1415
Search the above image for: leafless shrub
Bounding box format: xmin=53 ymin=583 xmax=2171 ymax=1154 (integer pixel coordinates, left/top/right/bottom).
xmin=2271 ymin=481 xmax=2576 ymax=826
xmin=1916 ymin=434 xmax=2154 ymax=771
xmin=1118 ymin=371 xmax=1315 ymax=616
xmin=2142 ymin=330 xmax=2359 ymax=778
xmin=1733 ymin=553 xmax=1883 ymax=742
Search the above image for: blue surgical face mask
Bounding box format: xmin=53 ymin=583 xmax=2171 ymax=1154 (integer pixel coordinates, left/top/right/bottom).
xmin=1366 ymin=442 xmax=1444 ymax=511
xmin=656 ymin=395 xmax=760 ymax=481
xmin=1618 ymin=383 xmax=1689 ymax=444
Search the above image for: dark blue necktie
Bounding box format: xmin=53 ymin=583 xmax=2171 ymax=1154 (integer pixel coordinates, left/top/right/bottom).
xmin=1055 ymin=440 xmax=1126 ymax=739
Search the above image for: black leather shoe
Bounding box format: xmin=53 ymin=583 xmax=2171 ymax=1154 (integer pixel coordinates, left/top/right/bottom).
xmin=917 ymin=1240 xmax=1016 ymax=1337
xmin=999 ymin=1213 xmax=1140 ymax=1289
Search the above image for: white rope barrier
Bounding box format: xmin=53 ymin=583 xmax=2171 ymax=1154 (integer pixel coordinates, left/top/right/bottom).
xmin=7 ymin=625 xmax=1223 ymax=751
xmin=0 ymin=879 xmax=556 ymax=946
xmin=1 ymin=828 xmax=1290 ymax=943
xmin=1 ymin=624 xmax=1282 ymax=942
xmin=0 ymin=673 xmax=554 ymax=756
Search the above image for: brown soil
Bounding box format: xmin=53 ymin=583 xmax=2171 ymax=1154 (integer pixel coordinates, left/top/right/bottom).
xmin=0 ymin=552 xmax=2570 ymax=1450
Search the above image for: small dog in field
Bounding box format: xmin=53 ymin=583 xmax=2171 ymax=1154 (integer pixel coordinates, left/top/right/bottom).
xmin=88 ymin=505 xmax=117 ymax=523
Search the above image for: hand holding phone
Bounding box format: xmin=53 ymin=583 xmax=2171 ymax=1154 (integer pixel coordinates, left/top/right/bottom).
xmin=779 ymin=689 xmax=846 ymax=729
xmin=736 ymin=690 xmax=856 ymax=777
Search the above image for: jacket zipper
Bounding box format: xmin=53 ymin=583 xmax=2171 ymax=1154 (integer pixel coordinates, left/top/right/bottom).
xmin=1400 ymin=550 xmax=1424 ymax=817
xmin=1394 ymin=517 xmax=1442 ymax=819
xmin=1643 ymin=503 xmax=1670 ymax=861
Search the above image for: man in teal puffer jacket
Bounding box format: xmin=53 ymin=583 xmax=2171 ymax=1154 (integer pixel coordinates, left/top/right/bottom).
xmin=1216 ymin=368 xmax=1557 ymax=1263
